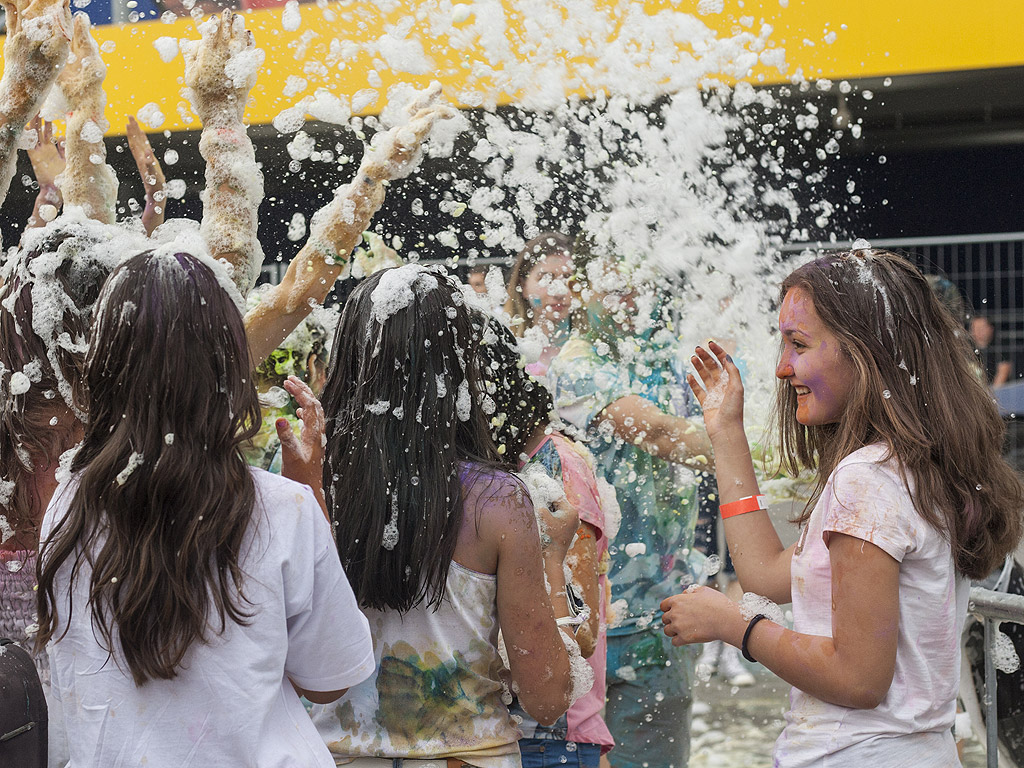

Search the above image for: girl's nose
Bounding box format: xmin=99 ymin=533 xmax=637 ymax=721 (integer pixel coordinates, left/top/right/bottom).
xmin=776 ymin=356 xmax=794 ymax=380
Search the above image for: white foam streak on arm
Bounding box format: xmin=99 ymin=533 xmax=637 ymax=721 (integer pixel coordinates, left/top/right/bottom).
xmin=0 ymin=0 xmax=71 ymax=209
xmin=243 ymin=82 xmax=454 ymax=363
xmin=183 ymin=11 xmax=265 ymax=296
xmin=55 ymin=14 xmax=117 ymax=225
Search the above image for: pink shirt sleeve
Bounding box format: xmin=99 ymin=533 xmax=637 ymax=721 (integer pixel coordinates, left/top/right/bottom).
xmin=552 ymin=436 xmax=605 ymax=538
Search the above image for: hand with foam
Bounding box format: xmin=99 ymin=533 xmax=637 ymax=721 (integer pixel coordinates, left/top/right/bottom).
xmin=360 ymin=82 xmax=456 ymax=183
xmin=0 ymin=0 xmax=71 ymax=122
xmin=183 ymin=10 xmax=263 ymax=126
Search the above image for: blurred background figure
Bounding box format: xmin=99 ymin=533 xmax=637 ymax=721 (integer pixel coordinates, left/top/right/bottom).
xmin=970 ymin=314 xmax=1013 ymax=389
xmin=505 ymin=231 xmax=575 ymax=377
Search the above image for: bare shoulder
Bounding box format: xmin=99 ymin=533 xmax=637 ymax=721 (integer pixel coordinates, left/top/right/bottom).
xmin=461 ymin=465 xmax=537 ymax=542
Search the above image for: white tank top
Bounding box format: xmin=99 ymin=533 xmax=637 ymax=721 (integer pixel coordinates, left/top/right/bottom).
xmin=311 ymin=561 xmax=521 ymax=768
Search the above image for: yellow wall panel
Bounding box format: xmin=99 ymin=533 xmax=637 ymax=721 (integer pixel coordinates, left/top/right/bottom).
xmin=1 ymin=0 xmax=1021 ymax=134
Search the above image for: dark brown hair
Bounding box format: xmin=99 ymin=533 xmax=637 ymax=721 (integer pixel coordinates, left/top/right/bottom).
xmin=321 ymin=266 xmax=502 ymax=613
xmin=36 ymin=251 xmax=262 ymax=684
xmin=0 ymin=228 xmax=116 ymax=545
xmin=504 ymin=231 xmax=573 ymax=335
xmin=776 ymin=249 xmax=1023 ymax=578
xmin=474 ymin=312 xmax=555 ymax=462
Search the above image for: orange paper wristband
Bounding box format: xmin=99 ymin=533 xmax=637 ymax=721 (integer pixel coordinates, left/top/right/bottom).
xmin=720 ymin=494 xmax=767 ymax=519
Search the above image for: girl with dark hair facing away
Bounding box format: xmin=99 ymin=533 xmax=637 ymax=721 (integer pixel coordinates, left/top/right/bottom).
xmin=476 ymin=314 xmax=616 ymax=767
xmin=35 ymin=251 xmax=374 ymax=768
xmin=662 ymin=250 xmax=1024 ymax=766
xmin=306 ymin=265 xmax=583 ymax=767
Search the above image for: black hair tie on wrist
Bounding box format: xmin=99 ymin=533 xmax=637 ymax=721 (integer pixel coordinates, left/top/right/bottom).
xmin=742 ymin=614 xmax=769 ymax=663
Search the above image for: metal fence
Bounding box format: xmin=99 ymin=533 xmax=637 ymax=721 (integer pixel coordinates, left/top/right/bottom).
xmin=780 ymin=232 xmax=1024 ymax=368
xmin=968 ymin=586 xmax=1024 ymax=768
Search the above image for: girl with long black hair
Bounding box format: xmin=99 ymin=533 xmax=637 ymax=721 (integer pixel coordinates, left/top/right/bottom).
xmin=307 ymin=265 xmax=582 ymax=768
xmin=36 ymin=251 xmax=374 ymax=768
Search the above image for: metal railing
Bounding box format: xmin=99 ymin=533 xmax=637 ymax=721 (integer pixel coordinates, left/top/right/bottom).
xmin=780 ymin=232 xmax=1024 ymax=364
xmin=968 ymin=586 xmax=1024 ymax=768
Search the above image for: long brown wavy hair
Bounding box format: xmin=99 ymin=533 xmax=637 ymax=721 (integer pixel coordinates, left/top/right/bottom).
xmin=36 ymin=251 xmax=262 ymax=685
xmin=776 ymin=249 xmax=1023 ymax=579
xmin=504 ymin=231 xmax=573 ymax=335
xmin=0 ymin=227 xmax=117 ymax=547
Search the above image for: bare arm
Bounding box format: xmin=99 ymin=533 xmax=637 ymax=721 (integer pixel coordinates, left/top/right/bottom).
xmin=55 ymin=13 xmax=117 ymax=224
xmin=993 ymin=360 xmax=1012 ymax=389
xmin=594 ymin=394 xmax=713 ymax=470
xmin=687 ymin=342 xmax=793 ymax=601
xmin=126 ymin=116 xmax=166 ymax=236
xmin=493 ymin=488 xmax=577 ymax=726
xmin=0 ymin=0 xmax=70 ymax=208
xmin=243 ymin=83 xmax=454 ymax=363
xmin=663 ymin=532 xmax=900 ymax=709
xmin=565 ymin=521 xmax=600 ymax=659
xmin=182 ymin=10 xmax=264 ymax=295
xmin=291 ymin=681 xmax=348 ymax=705
xmin=25 ymin=116 xmax=64 ymax=228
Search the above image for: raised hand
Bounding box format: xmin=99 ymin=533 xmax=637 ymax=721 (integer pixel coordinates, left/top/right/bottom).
xmin=26 ymin=115 xmax=65 ymax=227
xmin=688 ymin=340 xmax=746 ymax=440
xmin=183 ymin=10 xmax=263 ymax=125
xmin=127 ymin=115 xmax=167 ymax=235
xmin=56 ymin=12 xmax=105 ymax=106
xmin=360 ymin=81 xmax=456 ymax=182
xmin=276 ymin=376 xmax=329 ymax=517
xmin=0 ymin=0 xmax=70 ymax=123
xmin=28 ymin=116 xmax=64 ymax=183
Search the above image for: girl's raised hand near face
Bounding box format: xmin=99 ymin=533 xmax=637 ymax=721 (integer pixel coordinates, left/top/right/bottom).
xmin=688 ymin=340 xmax=745 ymax=441
xmin=277 ymin=375 xmax=329 ymax=518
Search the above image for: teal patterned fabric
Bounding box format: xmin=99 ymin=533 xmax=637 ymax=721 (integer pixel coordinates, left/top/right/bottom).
xmin=548 ymin=336 xmax=702 ymax=637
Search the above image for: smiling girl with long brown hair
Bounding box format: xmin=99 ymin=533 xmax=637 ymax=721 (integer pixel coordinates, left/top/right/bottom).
xmin=662 ymin=249 xmax=1023 ymax=767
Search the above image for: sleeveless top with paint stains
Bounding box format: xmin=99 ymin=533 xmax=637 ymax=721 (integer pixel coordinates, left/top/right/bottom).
xmin=310 ymin=467 xmax=523 ymax=768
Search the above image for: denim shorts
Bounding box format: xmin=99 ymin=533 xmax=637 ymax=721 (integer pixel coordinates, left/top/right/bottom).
xmin=519 ymin=739 xmax=602 ymax=768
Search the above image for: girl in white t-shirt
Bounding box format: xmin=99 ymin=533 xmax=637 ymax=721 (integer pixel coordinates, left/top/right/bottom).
xmin=35 ymin=251 xmax=375 ymax=768
xmin=661 ymin=249 xmax=1024 ymax=767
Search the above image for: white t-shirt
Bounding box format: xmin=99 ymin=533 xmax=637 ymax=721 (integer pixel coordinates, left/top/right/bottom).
xmin=41 ymin=468 xmax=375 ymax=768
xmin=775 ymin=444 xmax=970 ymax=768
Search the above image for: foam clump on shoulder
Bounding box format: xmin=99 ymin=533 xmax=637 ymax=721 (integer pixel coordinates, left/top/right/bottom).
xmin=516 ymin=462 xmax=565 ymax=513
xmin=369 ymin=264 xmax=440 ymax=324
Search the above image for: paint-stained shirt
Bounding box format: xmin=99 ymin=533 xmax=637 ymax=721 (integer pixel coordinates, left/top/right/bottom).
xmin=549 ymin=337 xmax=701 ymax=636
xmin=310 ymin=469 xmax=524 ymax=768
xmin=42 ymin=469 xmax=375 ymax=768
xmin=775 ymin=443 xmax=969 ymax=767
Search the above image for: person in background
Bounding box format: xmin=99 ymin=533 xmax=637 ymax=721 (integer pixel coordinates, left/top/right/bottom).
xmin=969 ymin=314 xmax=1012 ymax=388
xmin=692 ymin=474 xmax=754 ymax=688
xmin=476 ymin=312 xmax=616 ymax=767
xmin=36 ymin=250 xmax=374 ymax=768
xmin=548 ymin=243 xmax=712 ymax=768
xmin=664 ymin=250 xmax=1024 ymax=767
xmin=468 ymin=263 xmax=491 ymax=294
xmin=505 ymin=231 xmax=575 ymax=377
xmin=306 ymin=265 xmax=583 ymax=767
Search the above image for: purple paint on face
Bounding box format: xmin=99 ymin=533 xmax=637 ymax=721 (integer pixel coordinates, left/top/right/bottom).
xmin=775 ymin=286 xmax=856 ymax=426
